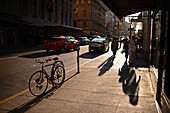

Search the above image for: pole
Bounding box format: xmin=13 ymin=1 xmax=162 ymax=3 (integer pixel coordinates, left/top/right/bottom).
xmin=156 ymin=0 xmax=167 ymax=106
xmin=77 ymin=46 xmax=80 ymax=74
xmin=151 ymin=15 xmax=156 ymax=66
xmin=164 ymin=0 xmax=170 ymax=101
xmin=130 ymin=24 xmax=131 ymax=39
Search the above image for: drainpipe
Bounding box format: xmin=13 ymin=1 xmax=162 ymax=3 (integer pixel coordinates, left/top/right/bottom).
xmin=156 ymin=0 xmax=167 ymax=107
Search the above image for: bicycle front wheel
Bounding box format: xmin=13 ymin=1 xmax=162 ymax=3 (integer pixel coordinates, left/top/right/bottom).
xmin=28 ymin=71 xmax=48 ymax=96
xmin=52 ymin=65 xmax=65 ymax=87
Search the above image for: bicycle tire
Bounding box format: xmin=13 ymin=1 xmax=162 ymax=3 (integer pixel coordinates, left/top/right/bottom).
xmin=28 ymin=71 xmax=48 ymax=96
xmin=52 ymin=65 xmax=65 ymax=87
xmin=51 ymin=60 xmax=64 ymax=76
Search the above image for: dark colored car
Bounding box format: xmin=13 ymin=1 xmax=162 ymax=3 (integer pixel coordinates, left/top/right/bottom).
xmin=43 ymin=36 xmax=79 ymax=52
xmin=89 ymin=38 xmax=109 ymax=53
xmin=79 ymin=37 xmax=90 ymax=45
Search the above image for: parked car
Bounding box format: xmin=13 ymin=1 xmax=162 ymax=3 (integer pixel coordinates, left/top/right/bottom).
xmin=65 ymin=36 xmax=80 ymax=45
xmin=89 ymin=38 xmax=109 ymax=53
xmin=79 ymin=37 xmax=90 ymax=45
xmin=92 ymin=35 xmax=102 ymax=39
xmin=43 ymin=36 xmax=79 ymax=52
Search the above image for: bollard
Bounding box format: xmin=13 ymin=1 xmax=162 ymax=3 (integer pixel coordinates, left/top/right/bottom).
xmin=77 ymin=46 xmax=80 ymax=74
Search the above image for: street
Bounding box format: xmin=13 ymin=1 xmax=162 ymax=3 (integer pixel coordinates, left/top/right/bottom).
xmin=0 ymin=45 xmax=101 ymax=101
xmin=0 ymin=44 xmax=157 ymax=113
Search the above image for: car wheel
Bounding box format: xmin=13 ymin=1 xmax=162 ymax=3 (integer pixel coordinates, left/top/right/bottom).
xmin=61 ymin=46 xmax=65 ymax=52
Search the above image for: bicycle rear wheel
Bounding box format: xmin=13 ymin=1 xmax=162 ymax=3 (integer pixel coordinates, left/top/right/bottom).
xmin=52 ymin=65 xmax=65 ymax=87
xmin=28 ymin=71 xmax=48 ymax=96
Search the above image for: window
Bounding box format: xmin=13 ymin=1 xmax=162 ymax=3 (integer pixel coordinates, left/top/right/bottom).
xmin=32 ymin=0 xmax=37 ymax=17
xmin=83 ymin=10 xmax=87 ymax=17
xmin=23 ymin=0 xmax=28 ymax=15
xmin=84 ymin=0 xmax=87 ymax=4
xmin=55 ymin=6 xmax=58 ymax=22
xmin=66 ymin=11 xmax=68 ymax=25
xmin=41 ymin=0 xmax=45 ymax=19
xmin=84 ymin=22 xmax=86 ymax=27
xmin=76 ymin=0 xmax=79 ymax=5
xmin=73 ymin=21 xmax=77 ymax=27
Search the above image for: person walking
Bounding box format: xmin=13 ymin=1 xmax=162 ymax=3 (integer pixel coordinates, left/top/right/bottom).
xmin=128 ymin=36 xmax=136 ymax=66
xmin=111 ymin=37 xmax=118 ymax=58
xmin=124 ymin=38 xmax=129 ymax=63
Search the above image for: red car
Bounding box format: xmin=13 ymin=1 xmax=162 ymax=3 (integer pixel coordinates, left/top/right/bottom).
xmin=43 ymin=36 xmax=79 ymax=52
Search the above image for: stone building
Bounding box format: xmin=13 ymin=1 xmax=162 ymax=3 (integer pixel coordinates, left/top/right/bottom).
xmin=0 ymin=0 xmax=73 ymax=47
xmin=73 ymin=0 xmax=107 ymax=37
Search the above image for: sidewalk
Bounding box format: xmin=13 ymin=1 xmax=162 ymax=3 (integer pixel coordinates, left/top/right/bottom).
xmin=0 ymin=45 xmax=43 ymax=57
xmin=0 ymin=48 xmax=157 ymax=113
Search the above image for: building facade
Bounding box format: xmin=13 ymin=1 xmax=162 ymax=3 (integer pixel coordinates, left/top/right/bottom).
xmin=0 ymin=0 xmax=73 ymax=47
xmin=105 ymin=11 xmax=117 ymax=37
xmin=73 ymin=0 xmax=107 ymax=37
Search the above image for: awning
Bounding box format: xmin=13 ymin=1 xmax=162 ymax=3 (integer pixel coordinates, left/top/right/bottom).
xmin=101 ymin=0 xmax=161 ymax=19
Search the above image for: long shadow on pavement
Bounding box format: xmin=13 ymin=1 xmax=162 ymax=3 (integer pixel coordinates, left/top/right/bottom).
xmin=98 ymin=56 xmax=115 ymax=76
xmin=118 ymin=62 xmax=141 ymax=105
xmin=8 ymin=73 xmax=79 ymax=113
xmin=19 ymin=51 xmax=59 ymax=58
xmin=19 ymin=50 xmax=74 ymax=58
xmin=80 ymin=52 xmax=102 ymax=59
xmin=8 ymin=86 xmax=59 ymax=113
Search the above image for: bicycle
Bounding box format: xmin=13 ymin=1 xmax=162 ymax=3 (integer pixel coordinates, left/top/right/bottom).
xmin=28 ymin=57 xmax=65 ymax=96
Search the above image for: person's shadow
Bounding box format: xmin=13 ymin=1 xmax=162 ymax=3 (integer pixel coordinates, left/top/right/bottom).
xmin=118 ymin=62 xmax=141 ymax=105
xmin=98 ymin=56 xmax=115 ymax=76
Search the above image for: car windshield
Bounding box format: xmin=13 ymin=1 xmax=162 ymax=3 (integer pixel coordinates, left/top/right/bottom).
xmin=91 ymin=39 xmax=104 ymax=43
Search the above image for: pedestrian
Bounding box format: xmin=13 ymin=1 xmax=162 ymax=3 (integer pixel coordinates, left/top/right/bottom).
xmin=124 ymin=38 xmax=129 ymax=63
xmin=128 ymin=36 xmax=136 ymax=66
xmin=119 ymin=36 xmax=122 ymax=49
xmin=111 ymin=37 xmax=118 ymax=58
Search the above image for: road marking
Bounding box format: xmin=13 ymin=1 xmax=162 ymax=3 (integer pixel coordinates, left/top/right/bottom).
xmin=0 ymin=56 xmax=18 ymax=60
xmin=0 ymin=48 xmax=109 ymax=105
xmin=0 ymin=88 xmax=29 ymax=104
xmin=0 ymin=68 xmax=74 ymax=105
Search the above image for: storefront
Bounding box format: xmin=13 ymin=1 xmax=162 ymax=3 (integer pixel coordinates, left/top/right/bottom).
xmin=101 ymin=0 xmax=169 ymax=112
xmin=0 ymin=23 xmax=44 ymax=47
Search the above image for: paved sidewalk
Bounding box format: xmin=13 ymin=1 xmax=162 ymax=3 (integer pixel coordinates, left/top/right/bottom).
xmin=0 ymin=48 xmax=157 ymax=113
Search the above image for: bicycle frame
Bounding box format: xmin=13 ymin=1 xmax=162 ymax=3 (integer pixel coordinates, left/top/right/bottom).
xmin=51 ymin=60 xmax=64 ymax=78
xmin=40 ymin=60 xmax=64 ymax=80
xmin=29 ymin=57 xmax=65 ymax=96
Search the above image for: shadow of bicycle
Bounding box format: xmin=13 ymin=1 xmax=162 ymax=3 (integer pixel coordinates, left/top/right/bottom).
xmin=8 ymin=86 xmax=59 ymax=113
xmin=8 ymin=73 xmax=79 ymax=113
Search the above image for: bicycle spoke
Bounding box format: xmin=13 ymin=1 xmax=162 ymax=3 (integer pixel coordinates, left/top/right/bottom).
xmin=52 ymin=66 xmax=65 ymax=87
xmin=29 ymin=71 xmax=48 ymax=96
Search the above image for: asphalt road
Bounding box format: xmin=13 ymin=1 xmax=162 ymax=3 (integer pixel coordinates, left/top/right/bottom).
xmin=0 ymin=45 xmax=104 ymax=101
